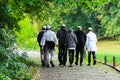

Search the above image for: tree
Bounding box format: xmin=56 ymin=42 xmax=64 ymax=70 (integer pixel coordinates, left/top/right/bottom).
xmin=97 ymin=0 xmax=120 ymax=40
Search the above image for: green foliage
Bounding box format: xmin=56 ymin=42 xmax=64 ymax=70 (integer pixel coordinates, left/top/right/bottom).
xmin=15 ymin=16 xmax=38 ymax=50
xmin=0 ymin=73 xmax=11 ymax=80
xmin=97 ymin=0 xmax=120 ymax=40
xmin=0 ymin=29 xmax=15 ymax=48
xmin=0 ymin=45 xmax=36 ymax=80
xmin=53 ymin=0 xmax=120 ymax=40
xmin=49 ymin=0 xmax=102 ymax=32
xmin=0 ymin=1 xmax=18 ymax=48
xmin=1 ymin=0 xmax=120 ymax=79
xmin=0 ymin=1 xmax=37 ymax=80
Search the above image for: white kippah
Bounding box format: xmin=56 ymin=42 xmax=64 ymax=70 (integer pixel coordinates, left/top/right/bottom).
xmin=42 ymin=26 xmax=46 ymax=29
xmin=46 ymin=25 xmax=51 ymax=29
xmin=62 ymin=24 xmax=65 ymax=27
xmin=77 ymin=26 xmax=82 ymax=29
xmin=88 ymin=27 xmax=92 ymax=30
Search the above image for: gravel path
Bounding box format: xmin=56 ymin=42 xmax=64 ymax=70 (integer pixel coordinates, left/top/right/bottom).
xmin=24 ymin=51 xmax=120 ymax=80
xmin=39 ymin=64 xmax=120 ymax=80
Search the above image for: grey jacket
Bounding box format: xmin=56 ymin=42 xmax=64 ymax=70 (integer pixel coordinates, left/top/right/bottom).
xmin=67 ymin=28 xmax=77 ymax=49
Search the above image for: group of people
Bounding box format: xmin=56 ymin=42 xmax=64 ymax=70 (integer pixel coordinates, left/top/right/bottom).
xmin=37 ymin=24 xmax=97 ymax=67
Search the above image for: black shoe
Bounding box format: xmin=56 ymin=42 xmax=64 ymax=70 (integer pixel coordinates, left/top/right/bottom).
xmin=93 ymin=61 xmax=96 ymax=65
xmin=46 ymin=64 xmax=50 ymax=67
xmin=41 ymin=61 xmax=44 ymax=67
xmin=75 ymin=62 xmax=78 ymax=65
xmin=50 ymin=61 xmax=55 ymax=67
xmin=42 ymin=61 xmax=46 ymax=67
xmin=68 ymin=65 xmax=72 ymax=67
xmin=63 ymin=63 xmax=66 ymax=66
xmin=87 ymin=64 xmax=90 ymax=66
xmin=59 ymin=63 xmax=62 ymax=66
xmin=80 ymin=64 xmax=83 ymax=66
xmin=42 ymin=63 xmax=46 ymax=67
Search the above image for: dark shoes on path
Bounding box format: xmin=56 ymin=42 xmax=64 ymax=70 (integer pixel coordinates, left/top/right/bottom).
xmin=59 ymin=63 xmax=66 ymax=66
xmin=75 ymin=62 xmax=78 ymax=65
xmin=93 ymin=61 xmax=96 ymax=65
xmin=75 ymin=62 xmax=83 ymax=66
xmin=80 ymin=64 xmax=83 ymax=66
xmin=50 ymin=61 xmax=55 ymax=67
xmin=59 ymin=63 xmax=62 ymax=66
xmin=46 ymin=64 xmax=50 ymax=67
xmin=87 ymin=64 xmax=90 ymax=66
xmin=46 ymin=61 xmax=55 ymax=68
xmin=88 ymin=61 xmax=96 ymax=66
xmin=42 ymin=61 xmax=46 ymax=67
xmin=68 ymin=64 xmax=72 ymax=67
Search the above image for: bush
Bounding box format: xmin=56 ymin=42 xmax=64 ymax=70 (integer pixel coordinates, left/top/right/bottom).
xmin=0 ymin=45 xmax=36 ymax=80
xmin=0 ymin=73 xmax=11 ymax=80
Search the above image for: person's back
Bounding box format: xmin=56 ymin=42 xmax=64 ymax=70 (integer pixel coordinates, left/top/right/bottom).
xmin=86 ymin=27 xmax=97 ymax=66
xmin=86 ymin=31 xmax=97 ymax=48
xmin=37 ymin=26 xmax=46 ymax=67
xmin=67 ymin=28 xmax=77 ymax=67
xmin=43 ymin=30 xmax=57 ymax=42
xmin=75 ymin=30 xmax=86 ymax=46
xmin=37 ymin=26 xmax=46 ymax=46
xmin=43 ymin=29 xmax=58 ymax=50
xmin=57 ymin=24 xmax=68 ymax=66
xmin=41 ymin=25 xmax=58 ymax=67
xmin=67 ymin=29 xmax=77 ymax=48
xmin=57 ymin=27 xmax=67 ymax=45
xmin=74 ymin=26 xmax=86 ymax=66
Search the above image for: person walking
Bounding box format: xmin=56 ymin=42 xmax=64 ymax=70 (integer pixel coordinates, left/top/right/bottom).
xmin=86 ymin=27 xmax=97 ymax=66
xmin=74 ymin=26 xmax=86 ymax=66
xmin=41 ymin=25 xmax=58 ymax=67
xmin=37 ymin=26 xmax=46 ymax=67
xmin=57 ymin=24 xmax=68 ymax=66
xmin=67 ymin=28 xmax=77 ymax=67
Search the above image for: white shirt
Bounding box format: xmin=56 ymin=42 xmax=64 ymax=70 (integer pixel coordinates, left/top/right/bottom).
xmin=86 ymin=31 xmax=97 ymax=51
xmin=40 ymin=30 xmax=58 ymax=46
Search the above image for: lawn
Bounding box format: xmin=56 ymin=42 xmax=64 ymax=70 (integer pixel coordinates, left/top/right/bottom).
xmin=96 ymin=40 xmax=120 ymax=67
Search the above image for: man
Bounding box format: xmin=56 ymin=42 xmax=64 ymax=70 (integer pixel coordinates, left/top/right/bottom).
xmin=86 ymin=27 xmax=97 ymax=66
xmin=74 ymin=26 xmax=86 ymax=66
xmin=37 ymin=26 xmax=46 ymax=67
xmin=41 ymin=25 xmax=58 ymax=67
xmin=67 ymin=28 xmax=77 ymax=67
xmin=57 ymin=24 xmax=68 ymax=66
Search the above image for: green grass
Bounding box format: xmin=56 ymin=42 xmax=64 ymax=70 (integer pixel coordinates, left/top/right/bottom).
xmin=97 ymin=40 xmax=120 ymax=54
xmin=96 ymin=40 xmax=120 ymax=67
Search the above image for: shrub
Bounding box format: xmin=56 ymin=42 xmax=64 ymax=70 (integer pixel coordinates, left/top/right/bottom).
xmin=0 ymin=45 xmax=36 ymax=80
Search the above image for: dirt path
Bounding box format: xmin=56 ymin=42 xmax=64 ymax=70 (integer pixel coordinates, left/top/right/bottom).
xmin=25 ymin=51 xmax=120 ymax=80
xmin=39 ymin=64 xmax=120 ymax=80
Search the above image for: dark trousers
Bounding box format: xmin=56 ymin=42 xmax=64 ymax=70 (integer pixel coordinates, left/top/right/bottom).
xmin=40 ymin=45 xmax=46 ymax=66
xmin=75 ymin=46 xmax=84 ymax=65
xmin=68 ymin=49 xmax=74 ymax=65
xmin=88 ymin=51 xmax=96 ymax=64
xmin=58 ymin=45 xmax=67 ymax=65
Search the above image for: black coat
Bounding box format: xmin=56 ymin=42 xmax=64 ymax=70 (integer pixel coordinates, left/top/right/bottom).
xmin=57 ymin=29 xmax=67 ymax=45
xmin=37 ymin=30 xmax=46 ymax=46
xmin=74 ymin=30 xmax=86 ymax=47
